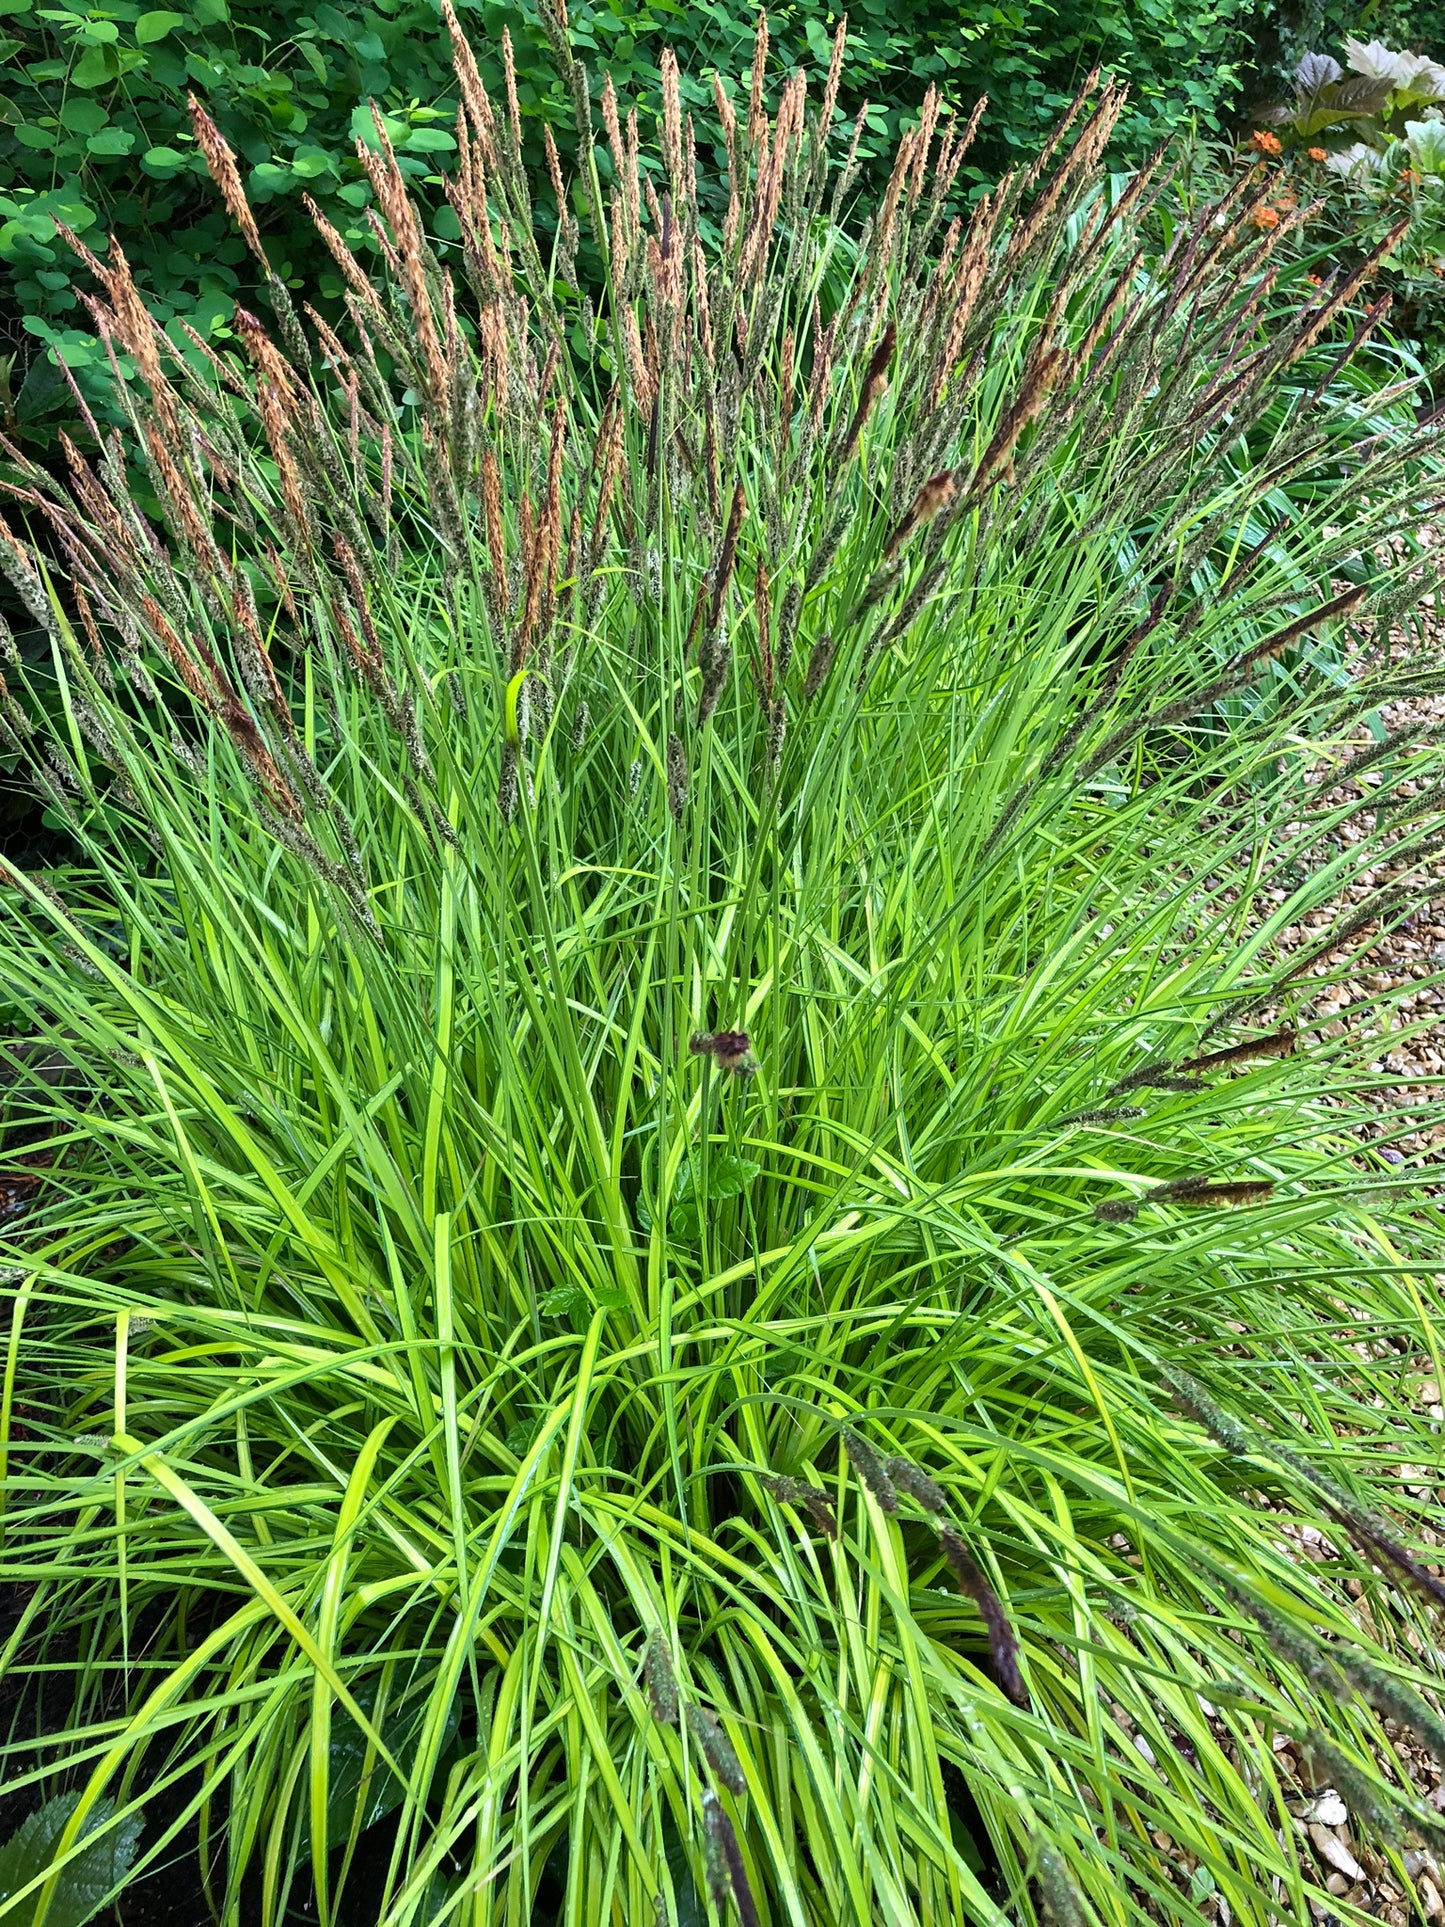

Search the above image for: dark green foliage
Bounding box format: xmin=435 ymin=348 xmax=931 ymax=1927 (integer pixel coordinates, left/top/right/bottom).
xmin=0 ymin=0 xmax=472 ymax=440
xmin=1 ymin=0 xmax=1267 ymax=446
xmin=0 ymin=1795 xmax=141 ymax=1927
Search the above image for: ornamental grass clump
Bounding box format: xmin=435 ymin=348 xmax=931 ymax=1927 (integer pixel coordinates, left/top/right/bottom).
xmin=2 ymin=9 xmax=1445 ymax=1923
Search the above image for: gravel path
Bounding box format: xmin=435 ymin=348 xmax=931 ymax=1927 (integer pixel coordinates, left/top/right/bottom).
xmin=1237 ymin=606 xmax=1445 ymax=1921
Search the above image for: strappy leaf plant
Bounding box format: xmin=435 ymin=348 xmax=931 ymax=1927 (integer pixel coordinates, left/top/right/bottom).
xmin=1 ymin=13 xmax=1444 ymax=1924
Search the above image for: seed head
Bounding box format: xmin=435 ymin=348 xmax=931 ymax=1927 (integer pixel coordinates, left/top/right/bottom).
xmin=701 ymin=1791 xmax=761 ymax=1927
xmin=1063 ymin=1106 xmax=1146 ymax=1126
xmin=498 ymin=740 xmax=520 ymax=820
xmin=1097 ymin=1177 xmax=1273 ymax=1220
xmin=761 ymin=1473 xmax=838 ymax=1540
xmin=1293 ymin=1730 xmax=1418 ymax=1849
xmin=1159 ymin=1367 xmax=1251 ymax=1455
xmin=839 ymin=323 xmax=896 ymax=461
xmin=1176 ymin=1028 xmax=1296 ymax=1075
xmin=886 ymin=1456 xmax=949 ymax=1515
xmin=747 ymin=10 xmax=769 ymax=153
xmin=700 ymin=1793 xmax=731 ymax=1916
xmin=686 ymin=1703 xmax=746 ymax=1794
xmin=697 ymin=609 xmax=733 ymax=726
xmin=765 ymin=696 xmax=786 ymax=771
xmin=842 ymin=1427 xmax=898 ymax=1512
xmin=1035 ymin=1845 xmax=1088 ymax=1927
xmin=883 ymin=470 xmax=958 ymax=560
xmin=644 ymin=1631 xmax=679 ymax=1726
xmin=665 ymin=732 xmax=689 ymax=820
xmin=803 ymin=633 xmax=837 ymax=702
xmin=1154 ymin=1178 xmax=1275 ymax=1209
xmin=753 ymin=558 xmax=774 ymax=701
xmin=660 ymin=47 xmax=684 ymax=200
xmin=1247 ymin=1431 xmax=1445 ymax=1617
xmin=938 ymin=1525 xmax=1029 ymax=1708
xmin=189 ymin=96 xmax=269 ymax=268
xmin=819 ymin=15 xmax=847 ymax=135
xmin=1335 ymin=1646 xmax=1445 ymax=1770
xmin=709 ymin=485 xmax=747 ymax=634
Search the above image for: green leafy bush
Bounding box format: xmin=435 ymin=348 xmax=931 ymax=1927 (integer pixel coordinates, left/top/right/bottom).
xmin=1 ymin=18 xmax=1444 ymax=1926
xmin=0 ymin=0 xmax=473 ymax=440
xmin=0 ymin=0 xmax=1267 ymax=447
xmin=1253 ymin=0 xmax=1414 ymax=87
xmin=1260 ymin=34 xmax=1445 ymax=146
xmin=1214 ymin=34 xmax=1445 ymax=359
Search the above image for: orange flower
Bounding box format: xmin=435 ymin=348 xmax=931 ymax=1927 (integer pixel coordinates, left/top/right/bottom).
xmin=1250 ymin=129 xmax=1283 ymax=156
xmin=1307 ymin=146 xmax=1328 ymax=161
xmin=1249 ymin=204 xmax=1282 ymax=230
xmin=1305 ymin=272 xmax=1323 ymax=285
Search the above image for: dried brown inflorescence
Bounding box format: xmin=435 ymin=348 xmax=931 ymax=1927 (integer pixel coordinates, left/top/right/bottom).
xmin=759 ymin=1472 xmax=838 ymax=1540
xmin=0 ymin=14 xmax=1431 ymax=976
xmin=689 ymin=1030 xmax=756 ymax=1077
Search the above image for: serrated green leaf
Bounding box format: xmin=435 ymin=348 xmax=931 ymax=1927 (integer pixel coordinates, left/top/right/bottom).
xmin=703 ymin=1154 xmax=761 ymax=1203
xmin=667 ymin=1153 xmax=760 ymax=1236
xmin=0 ymin=1795 xmax=141 ymax=1927
xmin=540 ymin=1284 xmax=587 ymax=1319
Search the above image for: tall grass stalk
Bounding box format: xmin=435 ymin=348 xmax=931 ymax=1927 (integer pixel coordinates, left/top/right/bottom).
xmin=0 ymin=15 xmax=1444 ymax=1923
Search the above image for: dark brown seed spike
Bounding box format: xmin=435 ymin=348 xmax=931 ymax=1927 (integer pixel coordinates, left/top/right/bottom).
xmin=938 ymin=1525 xmax=1029 ymax=1708
xmin=1176 ymin=1028 xmax=1297 ymax=1076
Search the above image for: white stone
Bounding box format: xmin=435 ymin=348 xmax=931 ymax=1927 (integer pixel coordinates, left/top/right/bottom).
xmin=1307 ymin=1793 xmax=1347 ymax=1827
xmin=1308 ymin=1825 xmax=1364 ymax=1882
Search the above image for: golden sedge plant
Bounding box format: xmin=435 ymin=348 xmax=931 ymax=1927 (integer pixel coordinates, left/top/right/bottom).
xmin=0 ymin=9 xmax=1444 ymax=1925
